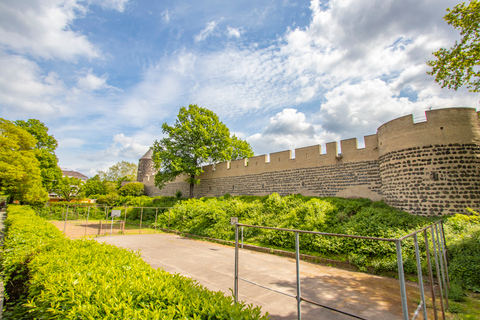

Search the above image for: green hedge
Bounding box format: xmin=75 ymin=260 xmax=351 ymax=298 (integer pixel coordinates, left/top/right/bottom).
xmin=2 ymin=206 xmax=267 ymax=319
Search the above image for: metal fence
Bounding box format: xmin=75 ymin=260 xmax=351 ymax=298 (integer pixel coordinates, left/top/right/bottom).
xmin=233 ymin=221 xmax=449 ymax=320
xmin=38 ymin=204 xmax=173 ymax=237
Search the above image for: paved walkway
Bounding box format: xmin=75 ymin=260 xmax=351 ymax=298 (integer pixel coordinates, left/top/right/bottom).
xmin=98 ymin=233 xmax=427 ymax=320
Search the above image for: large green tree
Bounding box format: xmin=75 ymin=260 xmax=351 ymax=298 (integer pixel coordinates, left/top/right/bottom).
xmin=152 ymin=104 xmax=254 ymax=198
xmin=55 ymin=176 xmax=84 ymax=202
xmin=98 ymin=161 xmax=138 ymax=184
xmin=0 ymin=119 xmax=49 ymax=205
xmin=14 ymin=119 xmax=62 ymax=192
xmin=427 ymin=0 xmax=480 ymax=92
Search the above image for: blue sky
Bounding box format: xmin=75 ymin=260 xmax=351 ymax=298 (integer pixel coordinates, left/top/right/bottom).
xmin=0 ymin=0 xmax=477 ymax=176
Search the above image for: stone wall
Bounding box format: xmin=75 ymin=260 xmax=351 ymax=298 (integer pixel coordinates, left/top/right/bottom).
xmin=138 ymin=107 xmax=480 ymax=215
xmin=379 ymin=144 xmax=480 ymax=215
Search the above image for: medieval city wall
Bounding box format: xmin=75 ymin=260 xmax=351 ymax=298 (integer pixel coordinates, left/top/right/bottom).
xmin=139 ymin=107 xmax=480 ymax=216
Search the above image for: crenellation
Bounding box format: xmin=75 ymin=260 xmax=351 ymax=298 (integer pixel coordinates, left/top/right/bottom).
xmin=138 ymin=107 xmax=480 ymax=216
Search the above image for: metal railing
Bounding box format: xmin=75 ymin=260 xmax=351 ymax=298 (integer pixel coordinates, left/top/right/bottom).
xmin=39 ymin=204 xmax=173 ymax=237
xmin=233 ymin=221 xmax=449 ymax=320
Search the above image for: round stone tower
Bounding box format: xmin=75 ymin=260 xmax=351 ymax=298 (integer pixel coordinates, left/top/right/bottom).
xmin=377 ymin=107 xmax=480 ymax=215
xmin=137 ymin=148 xmax=154 ymax=183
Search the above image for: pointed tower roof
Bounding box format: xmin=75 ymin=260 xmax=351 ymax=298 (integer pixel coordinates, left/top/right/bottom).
xmin=140 ymin=148 xmax=153 ymax=160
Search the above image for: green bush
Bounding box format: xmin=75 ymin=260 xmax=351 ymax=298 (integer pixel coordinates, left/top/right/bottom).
xmin=2 ymin=206 xmax=267 ymax=319
xmin=118 ymin=182 xmax=145 ymax=197
xmin=165 ymin=194 xmax=438 ymax=274
xmin=444 ymin=210 xmax=480 ymax=293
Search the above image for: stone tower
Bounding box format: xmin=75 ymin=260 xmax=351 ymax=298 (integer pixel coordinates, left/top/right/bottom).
xmin=377 ymin=108 xmax=480 ymax=215
xmin=137 ymin=148 xmax=154 ymax=183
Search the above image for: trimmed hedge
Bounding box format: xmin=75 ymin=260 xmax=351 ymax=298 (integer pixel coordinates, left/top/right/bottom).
xmin=2 ymin=206 xmax=267 ymax=319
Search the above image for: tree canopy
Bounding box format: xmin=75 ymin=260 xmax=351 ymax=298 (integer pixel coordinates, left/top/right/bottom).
xmin=55 ymin=176 xmax=84 ymax=202
xmin=0 ymin=119 xmax=49 ymax=205
xmin=14 ymin=119 xmax=62 ymax=192
xmin=98 ymin=161 xmax=138 ymax=183
xmin=152 ymin=104 xmax=254 ymax=198
xmin=427 ymin=0 xmax=480 ymax=92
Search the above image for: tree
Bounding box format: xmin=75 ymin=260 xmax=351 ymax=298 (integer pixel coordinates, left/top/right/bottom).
xmin=427 ymin=0 xmax=480 ymax=92
xmin=82 ymin=179 xmax=108 ymax=198
xmin=152 ymin=104 xmax=254 ymax=198
xmin=0 ymin=119 xmax=49 ymax=205
xmin=56 ymin=176 xmax=84 ymax=202
xmin=14 ymin=119 xmax=62 ymax=192
xmin=98 ymin=161 xmax=138 ymax=183
xmin=118 ymin=182 xmax=144 ymax=197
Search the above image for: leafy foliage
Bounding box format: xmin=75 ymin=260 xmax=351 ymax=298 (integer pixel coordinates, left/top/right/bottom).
xmin=427 ymin=0 xmax=480 ymax=92
xmin=55 ymin=175 xmax=84 ymax=202
xmin=118 ymin=182 xmax=145 ymax=197
xmin=152 ymin=104 xmax=253 ymax=198
xmin=98 ymin=161 xmax=138 ymax=183
xmin=82 ymin=178 xmax=109 ymax=197
xmin=3 ymin=206 xmax=267 ymax=319
xmin=0 ymin=119 xmax=48 ymax=205
xmin=14 ymin=119 xmax=62 ymax=192
xmin=163 ymin=194 xmax=432 ymax=274
xmin=444 ymin=209 xmax=480 ymax=293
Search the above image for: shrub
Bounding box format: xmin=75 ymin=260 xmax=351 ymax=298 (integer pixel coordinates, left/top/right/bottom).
xmin=118 ymin=182 xmax=144 ymax=197
xmin=444 ymin=210 xmax=480 ymax=293
xmin=3 ymin=206 xmax=267 ymax=319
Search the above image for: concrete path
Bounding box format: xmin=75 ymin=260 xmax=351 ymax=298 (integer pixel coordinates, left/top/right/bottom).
xmin=98 ymin=233 xmax=426 ymax=320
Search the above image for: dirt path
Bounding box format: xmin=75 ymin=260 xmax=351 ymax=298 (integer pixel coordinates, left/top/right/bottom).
xmin=50 ymin=220 xmax=137 ymax=238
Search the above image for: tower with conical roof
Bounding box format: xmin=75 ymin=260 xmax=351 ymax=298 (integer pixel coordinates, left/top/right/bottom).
xmin=137 ymin=148 xmax=154 ymax=183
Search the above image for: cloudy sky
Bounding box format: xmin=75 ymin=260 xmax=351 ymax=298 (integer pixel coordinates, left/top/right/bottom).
xmin=0 ymin=0 xmax=477 ymax=176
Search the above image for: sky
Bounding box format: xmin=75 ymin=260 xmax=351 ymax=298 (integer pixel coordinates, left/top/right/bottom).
xmin=0 ymin=0 xmax=478 ymax=177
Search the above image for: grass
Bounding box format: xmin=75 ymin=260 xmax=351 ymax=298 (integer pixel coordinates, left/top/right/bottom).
xmin=446 ymin=293 xmax=480 ymax=319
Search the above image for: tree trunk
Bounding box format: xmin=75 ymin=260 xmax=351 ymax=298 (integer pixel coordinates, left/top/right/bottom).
xmin=189 ymin=175 xmax=195 ymax=198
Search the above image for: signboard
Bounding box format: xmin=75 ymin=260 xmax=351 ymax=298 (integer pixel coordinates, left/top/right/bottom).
xmin=111 ymin=210 xmax=121 ymax=218
xmin=230 ymin=217 xmax=238 ymax=225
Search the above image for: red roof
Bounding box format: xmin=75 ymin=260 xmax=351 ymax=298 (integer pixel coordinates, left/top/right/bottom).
xmin=62 ymin=170 xmax=89 ymax=181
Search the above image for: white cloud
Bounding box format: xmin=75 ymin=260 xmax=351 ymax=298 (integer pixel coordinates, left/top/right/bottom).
xmin=0 ymin=0 xmax=100 ymax=61
xmin=76 ymin=70 xmax=120 ymax=92
xmin=0 ymin=51 xmax=67 ymax=117
xmin=195 ymin=20 xmax=221 ymax=42
xmin=161 ymin=9 xmax=171 ymax=23
xmin=82 ymin=133 xmax=149 ymax=161
xmin=247 ymin=108 xmax=337 ymax=155
xmin=88 ymin=0 xmax=129 ymax=12
xmin=226 ymin=26 xmax=243 ymax=38
xmin=77 ymin=72 xmax=108 ymax=91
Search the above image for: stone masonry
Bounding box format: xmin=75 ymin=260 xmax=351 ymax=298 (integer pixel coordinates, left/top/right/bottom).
xmin=138 ymin=107 xmax=480 ymax=216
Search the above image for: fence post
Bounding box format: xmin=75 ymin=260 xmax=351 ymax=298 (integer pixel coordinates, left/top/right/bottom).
xmin=424 ymin=230 xmax=438 ymax=320
xmin=234 ymin=223 xmax=239 ymax=303
xmin=241 ymin=226 xmax=244 ymax=249
xmin=395 ymin=240 xmax=409 ymax=320
xmin=139 ymin=207 xmax=143 ymax=234
xmin=439 ymin=221 xmax=450 ymax=290
xmin=431 ymin=227 xmax=446 ymax=318
xmin=295 ymin=232 xmax=302 ymax=320
xmin=155 ymin=208 xmax=158 ymax=233
xmin=435 ymin=224 xmax=449 ymax=310
xmin=124 ymin=206 xmax=127 ymax=233
xmin=63 ymin=205 xmax=69 ymax=234
xmin=414 ymin=233 xmax=428 ymax=320
xmin=98 ymin=220 xmax=102 ymax=235
xmin=85 ymin=206 xmax=90 ymax=237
